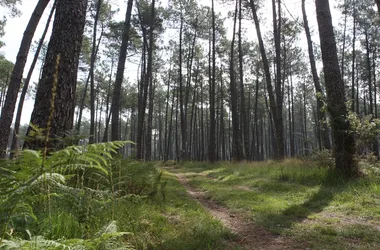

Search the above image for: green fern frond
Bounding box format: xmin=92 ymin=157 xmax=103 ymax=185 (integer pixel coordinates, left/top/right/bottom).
xmin=0 ymin=236 xmax=70 ymax=249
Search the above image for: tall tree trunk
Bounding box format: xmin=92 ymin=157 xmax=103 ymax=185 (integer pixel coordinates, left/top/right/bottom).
xmin=143 ymin=0 xmax=156 ymax=161
xmin=164 ymin=57 xmax=172 ymax=161
xmin=209 ymin=0 xmax=216 ymax=162
xmin=89 ymin=0 xmax=102 ymax=143
xmin=75 ymin=27 xmax=104 ymax=134
xmin=249 ymin=0 xmax=283 ymax=159
xmin=315 ymin=0 xmax=358 ymax=177
xmin=365 ymin=29 xmax=373 ymax=115
xmin=272 ymin=0 xmax=285 ymax=159
xmin=0 ymin=0 xmax=51 ymax=157
xmin=102 ymin=58 xmax=114 ymax=142
xmin=11 ymin=2 xmax=56 ymax=155
xmin=25 ymin=0 xmax=88 ymax=150
xmin=178 ymin=9 xmax=186 ymax=161
xmin=340 ymin=0 xmax=347 ymax=78
xmin=111 ymin=0 xmax=133 ymax=141
xmin=137 ymin=0 xmax=155 ymax=160
xmin=351 ymin=7 xmax=356 ymax=112
xmin=302 ymin=0 xmax=331 ymax=150
xmin=238 ymin=0 xmax=249 ymax=159
xmin=230 ymin=0 xmax=243 ymax=161
xmin=145 ymin=78 xmax=155 ymax=161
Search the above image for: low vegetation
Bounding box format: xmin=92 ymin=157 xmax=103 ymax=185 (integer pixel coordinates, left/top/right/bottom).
xmin=166 ymin=158 xmax=380 ymax=249
xmin=0 ymin=143 xmax=230 ymax=249
xmin=2 ymin=143 xmax=380 ymax=249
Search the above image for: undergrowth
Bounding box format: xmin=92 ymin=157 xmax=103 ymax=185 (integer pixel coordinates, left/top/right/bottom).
xmin=0 ymin=142 xmax=229 ymax=249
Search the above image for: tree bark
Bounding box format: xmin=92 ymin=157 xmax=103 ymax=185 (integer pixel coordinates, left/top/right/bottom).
xmin=209 ymin=0 xmax=216 ymax=162
xmin=249 ymin=0 xmax=284 ymax=159
xmin=302 ymin=0 xmax=331 ymax=150
xmin=315 ymin=0 xmax=358 ymax=177
xmin=230 ymin=0 xmax=243 ymax=161
xmin=238 ymin=0 xmax=249 ymax=159
xmin=11 ymin=1 xmax=56 ymax=156
xmin=89 ymin=0 xmax=102 ymax=143
xmin=111 ymin=0 xmax=133 ymax=141
xmin=25 ymin=0 xmax=88 ymax=150
xmin=0 ymin=0 xmax=50 ymax=157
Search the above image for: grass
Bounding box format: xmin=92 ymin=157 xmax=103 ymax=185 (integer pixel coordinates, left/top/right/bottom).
xmin=1 ymin=166 xmax=231 ymax=250
xmin=165 ymin=159 xmax=380 ymax=249
xmin=112 ymin=171 xmax=231 ymax=250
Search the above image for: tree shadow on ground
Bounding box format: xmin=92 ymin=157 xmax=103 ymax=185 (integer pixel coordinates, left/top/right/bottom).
xmin=257 ymin=170 xmax=352 ymax=233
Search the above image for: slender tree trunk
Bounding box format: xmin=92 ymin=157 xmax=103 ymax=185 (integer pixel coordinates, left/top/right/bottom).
xmin=341 ymin=0 xmax=347 ymax=78
xmin=351 ymin=7 xmax=356 ymax=112
xmin=178 ymin=10 xmax=187 ymax=161
xmin=238 ymin=0 xmax=249 ymax=159
xmin=302 ymin=0 xmax=331 ymax=150
xmin=365 ymin=29 xmax=373 ymax=115
xmin=102 ymin=58 xmax=114 ymax=142
xmin=249 ymin=0 xmax=283 ymax=159
xmin=111 ymin=0 xmax=133 ymax=141
xmin=164 ymin=57 xmax=172 ymax=161
xmin=76 ymin=28 xmax=104 ymax=133
xmin=0 ymin=0 xmax=51 ymax=157
xmin=230 ymin=0 xmax=243 ymax=161
xmin=272 ymin=0 xmax=285 ymax=159
xmin=315 ymin=0 xmax=358 ymax=177
xmin=11 ymin=2 xmax=56 ymax=155
xmin=145 ymin=78 xmax=155 ymax=161
xmin=143 ymin=0 xmax=156 ymax=161
xmin=209 ymin=0 xmax=216 ymax=162
xmin=89 ymin=0 xmax=102 ymax=143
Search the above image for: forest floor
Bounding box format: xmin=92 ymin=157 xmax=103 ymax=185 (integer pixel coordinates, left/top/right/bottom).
xmin=174 ymin=171 xmax=306 ymax=250
xmin=160 ymin=159 xmax=380 ymax=250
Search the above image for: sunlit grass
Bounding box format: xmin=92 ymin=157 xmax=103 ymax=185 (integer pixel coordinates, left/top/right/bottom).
xmin=166 ymin=159 xmax=380 ymax=249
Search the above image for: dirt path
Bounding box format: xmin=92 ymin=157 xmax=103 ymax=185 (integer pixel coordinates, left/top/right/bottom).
xmin=175 ymin=173 xmax=307 ymax=250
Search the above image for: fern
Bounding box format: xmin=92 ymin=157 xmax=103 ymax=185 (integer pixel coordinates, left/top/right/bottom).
xmin=0 ymin=141 xmax=131 ymax=242
xmin=0 ymin=236 xmax=70 ymax=249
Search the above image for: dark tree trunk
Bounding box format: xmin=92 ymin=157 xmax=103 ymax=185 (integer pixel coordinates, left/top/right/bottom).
xmin=143 ymin=0 xmax=156 ymax=161
xmin=351 ymin=7 xmax=356 ymax=112
xmin=25 ymin=0 xmax=88 ymax=150
xmin=272 ymin=0 xmax=285 ymax=159
xmin=230 ymin=0 xmax=243 ymax=161
xmin=111 ymin=0 xmax=133 ymax=141
xmin=102 ymin=58 xmax=114 ymax=142
xmin=89 ymin=0 xmax=102 ymax=144
xmin=0 ymin=0 xmax=51 ymax=156
xmin=302 ymin=0 xmax=331 ymax=150
xmin=249 ymin=0 xmax=284 ymax=159
xmin=365 ymin=29 xmax=373 ymax=115
xmin=238 ymin=0 xmax=249 ymax=159
xmin=75 ymin=26 xmax=103 ymax=134
xmin=315 ymin=0 xmax=358 ymax=177
xmin=11 ymin=1 xmax=56 ymax=156
xmin=209 ymin=0 xmax=216 ymax=162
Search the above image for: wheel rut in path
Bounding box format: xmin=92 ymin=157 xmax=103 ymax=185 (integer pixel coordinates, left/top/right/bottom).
xmin=175 ymin=173 xmax=306 ymax=250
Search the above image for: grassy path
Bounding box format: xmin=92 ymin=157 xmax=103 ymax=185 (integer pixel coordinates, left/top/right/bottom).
xmin=162 ymin=160 xmax=380 ymax=250
xmin=173 ymin=171 xmax=304 ymax=250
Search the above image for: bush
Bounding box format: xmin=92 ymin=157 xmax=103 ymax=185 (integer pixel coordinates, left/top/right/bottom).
xmin=308 ymin=149 xmax=335 ymax=169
